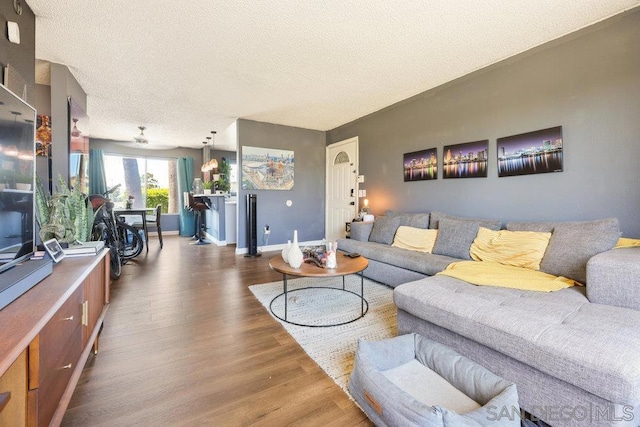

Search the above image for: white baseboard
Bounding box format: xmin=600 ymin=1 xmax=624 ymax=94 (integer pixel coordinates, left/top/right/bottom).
xmin=147 ymin=230 xmax=179 ymax=236
xmin=203 ymin=232 xmax=226 ymax=246
xmin=235 ymin=240 xmax=325 ymax=255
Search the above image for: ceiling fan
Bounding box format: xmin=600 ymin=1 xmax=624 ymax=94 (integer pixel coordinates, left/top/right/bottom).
xmin=134 ymin=126 xmax=148 ymax=144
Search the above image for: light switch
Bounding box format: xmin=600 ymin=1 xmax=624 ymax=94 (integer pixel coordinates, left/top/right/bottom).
xmin=7 ymin=21 xmax=20 ymax=44
xmin=357 ymin=175 xmax=365 ymax=183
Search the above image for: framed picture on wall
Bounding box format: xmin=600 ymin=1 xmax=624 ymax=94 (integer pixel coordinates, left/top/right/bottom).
xmin=442 ymin=140 xmax=488 ymax=178
xmin=35 ymin=115 xmax=52 ymax=157
xmin=241 ymin=146 xmax=294 ymax=190
xmin=497 ymin=126 xmax=563 ymax=177
xmin=404 ymin=148 xmax=437 ymax=181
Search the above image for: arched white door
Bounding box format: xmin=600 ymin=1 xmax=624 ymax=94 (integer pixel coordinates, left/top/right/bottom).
xmin=325 ymin=137 xmax=358 ymax=242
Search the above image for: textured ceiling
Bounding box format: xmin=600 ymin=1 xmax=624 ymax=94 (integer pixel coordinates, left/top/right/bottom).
xmin=26 ymin=0 xmax=640 ymax=150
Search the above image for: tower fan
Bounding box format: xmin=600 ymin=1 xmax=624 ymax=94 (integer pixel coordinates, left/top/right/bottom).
xmin=245 ymin=194 xmax=261 ymax=257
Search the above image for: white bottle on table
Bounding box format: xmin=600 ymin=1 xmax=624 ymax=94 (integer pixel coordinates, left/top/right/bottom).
xmin=288 ymin=230 xmax=303 ymax=268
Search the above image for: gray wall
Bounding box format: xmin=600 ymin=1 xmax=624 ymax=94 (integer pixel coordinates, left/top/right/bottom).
xmin=34 ymin=84 xmax=51 ymax=114
xmin=327 ymin=9 xmax=640 ymax=237
xmin=211 ymin=149 xmax=236 ymax=164
xmin=50 ymin=63 xmax=87 ymax=185
xmin=237 ymin=119 xmax=326 ymax=249
xmin=0 ymin=0 xmax=35 ymax=105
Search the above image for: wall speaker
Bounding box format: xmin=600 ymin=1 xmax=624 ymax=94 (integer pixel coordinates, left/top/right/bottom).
xmin=245 ymin=193 xmax=261 ymax=257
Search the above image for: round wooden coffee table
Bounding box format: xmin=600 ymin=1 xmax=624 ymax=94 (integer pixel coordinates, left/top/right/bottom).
xmin=268 ymin=253 xmax=369 ymax=327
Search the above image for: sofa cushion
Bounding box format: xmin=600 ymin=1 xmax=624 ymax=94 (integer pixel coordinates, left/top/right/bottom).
xmin=392 ymin=226 xmax=438 ymax=253
xmin=350 ymin=221 xmax=374 ymax=242
xmin=385 ymin=210 xmax=430 ymax=229
xmin=587 ymin=247 xmax=640 ymax=311
xmin=394 ymin=275 xmax=640 ymax=405
xmin=432 ymin=218 xmax=480 ymax=260
xmin=506 ymin=218 xmax=620 ymax=283
xmin=339 ymin=239 xmax=460 ymax=276
xmin=429 ymin=211 xmax=501 ymax=230
xmin=616 ymin=237 xmax=640 ymax=248
xmin=368 ymin=216 xmax=401 ymax=245
xmin=470 ymin=227 xmax=552 ymax=270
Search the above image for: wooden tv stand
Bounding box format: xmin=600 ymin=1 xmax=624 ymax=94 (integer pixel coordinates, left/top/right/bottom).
xmin=0 ymin=250 xmax=110 ymax=426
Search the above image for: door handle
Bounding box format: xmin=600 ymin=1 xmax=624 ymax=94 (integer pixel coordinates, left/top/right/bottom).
xmin=350 ymin=202 xmax=355 ymax=205
xmin=350 ymin=189 xmax=354 ymax=197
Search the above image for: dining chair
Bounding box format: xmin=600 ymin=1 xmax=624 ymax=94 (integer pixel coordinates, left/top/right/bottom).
xmin=132 ymin=204 xmax=163 ymax=250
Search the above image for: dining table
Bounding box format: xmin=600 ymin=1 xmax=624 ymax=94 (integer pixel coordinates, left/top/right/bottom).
xmin=114 ymin=208 xmax=151 ymax=252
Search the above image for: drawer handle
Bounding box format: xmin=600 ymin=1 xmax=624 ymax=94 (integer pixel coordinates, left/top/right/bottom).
xmin=0 ymin=391 xmax=11 ymax=413
xmin=63 ymin=315 xmax=74 ymax=321
xmin=82 ymin=301 xmax=89 ymax=326
xmin=61 ymin=363 xmax=73 ymax=370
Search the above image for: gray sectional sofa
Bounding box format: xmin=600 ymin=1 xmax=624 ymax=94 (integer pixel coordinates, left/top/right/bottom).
xmin=338 ymin=212 xmax=640 ymax=427
xmin=339 ymin=211 xmax=503 ymax=287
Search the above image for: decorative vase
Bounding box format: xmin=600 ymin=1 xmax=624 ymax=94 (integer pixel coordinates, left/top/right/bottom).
xmin=282 ymin=240 xmax=291 ymax=263
xmin=326 ymin=241 xmax=337 ymax=269
xmin=192 ymin=178 xmax=204 ymax=194
xmin=288 ymin=230 xmax=303 ymax=268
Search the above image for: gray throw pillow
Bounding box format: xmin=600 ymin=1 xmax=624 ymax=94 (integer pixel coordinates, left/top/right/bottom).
xmin=386 ymin=210 xmax=430 ymax=229
xmin=507 ymin=218 xmax=621 ymax=283
xmin=429 ymin=211 xmax=501 ymax=231
xmin=506 ymin=222 xmax=554 ymax=233
xmin=432 ymin=217 xmax=480 ymax=260
xmin=368 ymin=216 xmax=401 ymax=245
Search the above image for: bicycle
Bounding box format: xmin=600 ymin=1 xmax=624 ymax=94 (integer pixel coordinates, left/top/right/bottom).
xmin=90 ymin=185 xmax=144 ymax=280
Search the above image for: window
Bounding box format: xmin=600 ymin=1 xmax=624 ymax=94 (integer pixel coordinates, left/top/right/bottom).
xmin=104 ymin=155 xmax=179 ymax=213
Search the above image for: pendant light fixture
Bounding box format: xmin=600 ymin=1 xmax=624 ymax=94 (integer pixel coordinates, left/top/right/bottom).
xmin=134 ymin=126 xmax=148 ymax=144
xmin=71 ymin=118 xmax=82 ymax=139
xmin=200 ymin=131 xmax=219 ymax=172
xmin=70 ymin=118 xmax=88 ymax=154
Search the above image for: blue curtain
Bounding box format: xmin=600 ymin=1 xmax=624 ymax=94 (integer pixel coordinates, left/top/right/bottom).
xmin=177 ymin=157 xmax=195 ymax=236
xmin=89 ymin=149 xmax=107 ymax=195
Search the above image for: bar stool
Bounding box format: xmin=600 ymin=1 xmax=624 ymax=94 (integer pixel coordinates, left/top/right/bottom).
xmin=188 ymin=193 xmax=211 ymax=245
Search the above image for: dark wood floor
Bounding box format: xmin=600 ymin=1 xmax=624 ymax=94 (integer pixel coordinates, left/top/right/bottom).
xmin=62 ymin=236 xmax=371 ymax=426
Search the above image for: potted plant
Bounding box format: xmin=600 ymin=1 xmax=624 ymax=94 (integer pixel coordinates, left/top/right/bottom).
xmin=218 ymin=158 xmax=231 ymax=193
xmin=203 ymin=180 xmax=213 ymax=195
xmin=35 ymin=175 xmax=97 ymax=244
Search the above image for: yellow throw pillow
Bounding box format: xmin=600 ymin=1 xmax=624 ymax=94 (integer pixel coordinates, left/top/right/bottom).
xmin=615 ymin=237 xmax=640 ymax=248
xmin=470 ymin=227 xmax=551 ymax=270
xmin=392 ymin=226 xmax=438 ymax=253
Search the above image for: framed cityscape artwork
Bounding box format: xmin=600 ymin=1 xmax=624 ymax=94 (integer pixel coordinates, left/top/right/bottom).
xmin=241 ymin=146 xmax=294 ymax=190
xmin=497 ymin=126 xmax=563 ymax=177
xmin=442 ymin=140 xmax=488 ymax=178
xmin=403 ymin=148 xmax=437 ymax=181
xmin=36 ymin=115 xmax=52 ymax=157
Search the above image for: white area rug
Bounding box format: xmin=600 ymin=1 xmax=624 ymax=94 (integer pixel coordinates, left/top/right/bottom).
xmin=250 ymin=275 xmax=396 ymax=391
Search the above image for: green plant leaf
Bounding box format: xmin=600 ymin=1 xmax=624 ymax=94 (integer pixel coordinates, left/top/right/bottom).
xmin=35 ymin=175 xmax=51 ymax=228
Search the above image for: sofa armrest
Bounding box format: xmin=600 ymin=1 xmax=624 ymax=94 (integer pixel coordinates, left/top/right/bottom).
xmin=587 ymin=247 xmax=640 ymax=311
xmin=350 ymin=221 xmax=374 ymax=242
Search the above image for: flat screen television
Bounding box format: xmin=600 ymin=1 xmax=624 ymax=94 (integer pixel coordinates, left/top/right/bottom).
xmin=0 ymin=84 xmax=36 ymax=274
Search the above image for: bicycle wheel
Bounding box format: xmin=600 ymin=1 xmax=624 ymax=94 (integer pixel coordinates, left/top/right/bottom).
xmin=109 ymin=246 xmax=122 ymax=280
xmin=117 ymin=222 xmax=144 ymax=260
